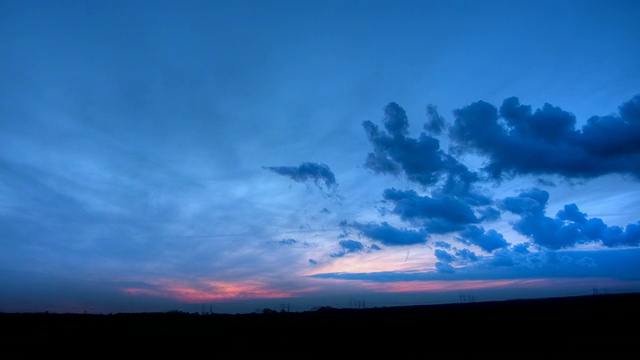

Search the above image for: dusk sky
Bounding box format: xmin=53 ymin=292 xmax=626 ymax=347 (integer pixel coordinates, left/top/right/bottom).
xmin=2 ymin=0 xmax=640 ymax=314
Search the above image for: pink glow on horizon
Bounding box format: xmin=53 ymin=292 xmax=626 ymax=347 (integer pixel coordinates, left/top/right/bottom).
xmin=123 ymin=279 xmax=293 ymax=303
xmin=122 ymin=277 xmax=640 ymax=304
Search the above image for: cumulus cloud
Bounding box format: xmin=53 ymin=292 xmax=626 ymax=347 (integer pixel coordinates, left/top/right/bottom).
xmin=488 ymin=249 xmax=516 ymax=267
xmin=435 ymin=241 xmax=451 ymax=249
xmin=330 ymin=239 xmax=365 ymax=258
xmin=501 ymin=188 xmax=640 ymax=249
xmin=424 ymin=104 xmax=446 ymax=135
xmin=343 ymin=221 xmax=428 ymax=246
xmin=449 ymin=94 xmax=640 ymax=180
xmin=434 ymin=249 xmax=455 ymax=263
xmin=382 ymin=188 xmax=481 ymax=234
xmin=456 ymin=225 xmax=509 ymax=253
xmin=339 ymin=96 xmax=640 ymax=261
xmin=455 ymin=248 xmax=478 ymax=262
xmin=512 ymin=243 xmax=530 ymax=254
xmin=264 ymin=162 xmax=337 ymax=191
xmin=362 ymin=102 xmax=486 ymax=202
xmin=435 ymin=262 xmax=455 ymax=273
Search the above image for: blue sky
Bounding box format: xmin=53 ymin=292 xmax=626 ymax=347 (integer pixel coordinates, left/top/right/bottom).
xmin=1 ymin=0 xmax=640 ymax=314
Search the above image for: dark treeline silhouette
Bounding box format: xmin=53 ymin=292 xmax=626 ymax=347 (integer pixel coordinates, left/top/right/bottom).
xmin=1 ymin=293 xmax=638 ymax=359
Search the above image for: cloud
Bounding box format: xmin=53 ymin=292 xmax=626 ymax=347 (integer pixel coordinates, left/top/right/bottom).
xmin=500 ymin=188 xmax=549 ymax=215
xmin=424 ymin=104 xmax=446 ymax=135
xmin=264 ymin=162 xmax=337 ymax=191
xmin=278 ymin=239 xmax=298 ymax=245
xmin=362 ymin=102 xmax=486 ymax=202
xmin=343 ymin=221 xmax=428 ymax=246
xmin=489 ymin=250 xmax=515 ymax=267
xmin=449 ymin=94 xmax=640 ymax=180
xmin=330 ymin=239 xmax=365 ymax=258
xmin=456 ymin=225 xmax=509 ymax=253
xmin=501 ymin=188 xmax=640 ymax=249
xmin=512 ymin=243 xmax=530 ymax=254
xmin=382 ymin=188 xmax=481 ymax=234
xmin=435 ymin=262 xmax=455 ymax=273
xmin=455 ymin=248 xmax=478 ymax=262
xmin=435 ymin=241 xmax=451 ymax=249
xmin=434 ymin=249 xmax=455 ymax=263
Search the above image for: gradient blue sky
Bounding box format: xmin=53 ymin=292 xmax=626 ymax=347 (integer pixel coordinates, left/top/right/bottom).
xmin=2 ymin=0 xmax=640 ymax=314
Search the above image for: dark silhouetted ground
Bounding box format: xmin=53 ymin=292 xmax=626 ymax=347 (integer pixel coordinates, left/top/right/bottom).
xmin=1 ymin=292 xmax=638 ymax=359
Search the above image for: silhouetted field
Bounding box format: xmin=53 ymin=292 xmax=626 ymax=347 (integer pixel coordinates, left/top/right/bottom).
xmin=1 ymin=293 xmax=638 ymax=359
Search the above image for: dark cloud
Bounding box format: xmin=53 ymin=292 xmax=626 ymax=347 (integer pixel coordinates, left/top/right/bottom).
xmin=434 ymin=249 xmax=455 ymax=263
xmin=434 ymin=241 xmax=451 ymax=249
xmin=512 ymin=243 xmax=530 ymax=254
xmin=435 ymin=262 xmax=455 ymax=273
xmin=500 ymin=188 xmax=549 ymax=216
xmin=455 ymin=248 xmax=478 ymax=262
xmin=278 ymin=238 xmax=298 ymax=245
xmin=501 ymin=188 xmax=640 ymax=249
xmin=477 ymin=207 xmax=501 ymax=222
xmin=382 ymin=188 xmax=481 ymax=234
xmin=456 ymin=225 xmax=509 ymax=253
xmin=330 ymin=239 xmax=365 ymax=258
xmin=424 ymin=104 xmax=446 ymax=135
xmin=362 ymin=102 xmax=485 ymax=202
xmin=382 ymin=102 xmax=410 ymax=136
xmin=489 ymin=250 xmax=515 ymax=267
xmin=308 ymin=259 xmax=317 ymax=265
xmin=344 ymin=221 xmax=428 ymax=246
xmin=449 ymin=94 xmax=640 ymax=180
xmin=264 ymin=162 xmax=337 ymax=191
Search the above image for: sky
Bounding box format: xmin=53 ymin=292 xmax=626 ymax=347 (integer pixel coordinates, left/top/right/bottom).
xmin=1 ymin=0 xmax=640 ymax=314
